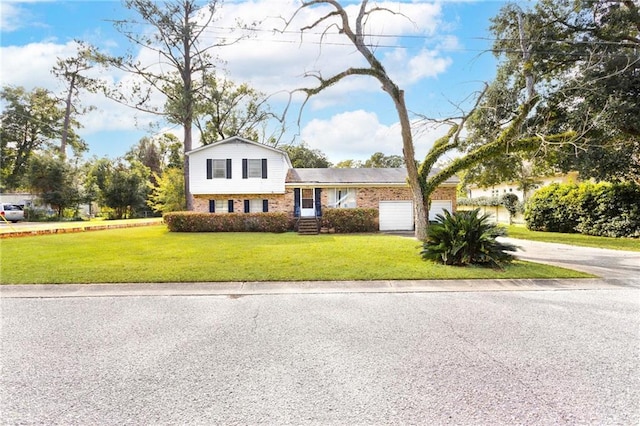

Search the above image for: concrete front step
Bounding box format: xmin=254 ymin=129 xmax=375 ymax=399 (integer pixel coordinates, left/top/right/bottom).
xmin=298 ymin=218 xmax=319 ymax=235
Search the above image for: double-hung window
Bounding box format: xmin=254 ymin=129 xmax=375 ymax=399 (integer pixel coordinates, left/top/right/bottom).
xmin=209 ymin=200 xmax=232 ymax=213
xmin=242 ymin=159 xmax=267 ymax=179
xmin=248 ymin=159 xmax=261 ymax=178
xmin=216 ymin=200 xmax=229 ymax=213
xmin=207 ymin=159 xmax=232 ymax=179
xmin=243 ymin=199 xmax=269 ymax=213
xmin=329 ymin=188 xmax=356 ymax=208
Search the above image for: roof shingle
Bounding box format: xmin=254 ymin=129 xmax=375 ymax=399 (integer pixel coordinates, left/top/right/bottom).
xmin=285 ymin=168 xmax=459 ymax=185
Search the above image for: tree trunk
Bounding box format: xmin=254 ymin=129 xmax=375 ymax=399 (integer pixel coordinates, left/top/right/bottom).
xmin=387 ymin=87 xmax=428 ymax=240
xmin=182 ymin=1 xmax=194 ymax=211
xmin=60 ymin=73 xmax=76 ymax=161
xmin=183 ymin=124 xmax=193 ymax=210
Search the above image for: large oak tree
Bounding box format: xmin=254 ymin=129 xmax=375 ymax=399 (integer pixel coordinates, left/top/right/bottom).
xmin=286 ymin=1 xmax=574 ymax=240
xmin=465 ymin=0 xmax=640 ymax=186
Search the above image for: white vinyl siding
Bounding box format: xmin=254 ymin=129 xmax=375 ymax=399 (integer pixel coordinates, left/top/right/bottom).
xmin=188 ymin=139 xmax=288 ymax=195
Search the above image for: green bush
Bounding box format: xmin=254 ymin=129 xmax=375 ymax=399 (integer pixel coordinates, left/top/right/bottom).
xmin=421 ymin=208 xmax=519 ymax=268
xmin=164 ymin=212 xmax=290 ymax=233
xmin=457 ymin=196 xmax=501 ymax=207
xmin=501 ymin=193 xmax=520 ymax=224
xmin=23 ymin=208 xmax=56 ymax=222
xmin=524 ymin=183 xmax=582 ymax=233
xmin=322 ymin=208 xmax=378 ymax=233
xmin=525 ymin=182 xmax=640 ymax=237
xmin=576 ymin=182 xmax=640 ymax=238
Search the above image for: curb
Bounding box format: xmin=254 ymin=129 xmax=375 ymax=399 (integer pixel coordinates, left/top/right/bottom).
xmin=1 ymin=278 xmax=637 ymax=298
xmin=0 ymin=219 xmax=163 ymax=238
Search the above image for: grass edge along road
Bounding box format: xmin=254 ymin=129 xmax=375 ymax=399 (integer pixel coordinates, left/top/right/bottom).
xmin=507 ymin=225 xmax=640 ymax=252
xmin=0 ymin=225 xmax=591 ymax=284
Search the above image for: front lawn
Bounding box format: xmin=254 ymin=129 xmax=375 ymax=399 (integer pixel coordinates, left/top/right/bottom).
xmin=506 ymin=225 xmax=640 ymax=252
xmin=0 ymin=226 xmax=590 ymax=284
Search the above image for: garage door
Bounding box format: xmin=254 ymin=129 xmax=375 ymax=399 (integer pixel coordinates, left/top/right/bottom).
xmin=379 ymin=201 xmax=414 ymax=231
xmin=429 ymin=200 xmax=453 ymax=222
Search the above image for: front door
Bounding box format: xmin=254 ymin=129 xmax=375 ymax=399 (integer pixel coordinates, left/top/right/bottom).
xmin=300 ymin=188 xmax=316 ymax=217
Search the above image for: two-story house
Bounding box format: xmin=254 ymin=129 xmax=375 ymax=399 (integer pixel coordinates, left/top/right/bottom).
xmin=187 ymin=136 xmax=458 ymax=231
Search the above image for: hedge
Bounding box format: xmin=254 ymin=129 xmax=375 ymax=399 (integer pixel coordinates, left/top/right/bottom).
xmin=524 ymin=183 xmax=583 ymax=233
xmin=524 ymin=182 xmax=640 ymax=238
xmin=576 ymin=182 xmax=640 ymax=238
xmin=321 ymin=208 xmax=378 ymax=233
xmin=164 ymin=212 xmax=290 ymax=233
xmin=457 ymin=196 xmax=502 ymax=207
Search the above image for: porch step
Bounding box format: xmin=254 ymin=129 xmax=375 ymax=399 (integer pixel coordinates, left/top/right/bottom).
xmin=298 ymin=217 xmax=319 ymax=235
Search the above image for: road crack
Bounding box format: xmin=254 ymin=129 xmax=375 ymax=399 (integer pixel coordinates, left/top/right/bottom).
xmin=251 ymin=307 xmax=259 ymax=334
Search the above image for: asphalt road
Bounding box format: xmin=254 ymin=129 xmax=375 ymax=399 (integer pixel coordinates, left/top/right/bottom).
xmin=2 ymin=289 xmax=639 ymax=425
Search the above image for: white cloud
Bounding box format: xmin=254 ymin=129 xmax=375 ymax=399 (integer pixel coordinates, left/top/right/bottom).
xmin=384 ymin=48 xmax=453 ymax=85
xmin=215 ymin=0 xmax=451 ymax=102
xmin=0 ymin=40 xmax=160 ymax=137
xmin=437 ymin=34 xmax=462 ymax=51
xmin=1 ymin=42 xmax=73 ymax=91
xmin=1 ymin=0 xmax=459 ymax=159
xmin=300 ymin=109 xmax=454 ymax=163
xmin=0 ymin=3 xmax=27 ymax=33
xmin=301 ymin=110 xmax=395 ymax=162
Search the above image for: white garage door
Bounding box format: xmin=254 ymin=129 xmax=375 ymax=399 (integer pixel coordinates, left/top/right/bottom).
xmin=429 ymin=200 xmax=453 ymax=222
xmin=379 ymin=201 xmax=414 ymax=231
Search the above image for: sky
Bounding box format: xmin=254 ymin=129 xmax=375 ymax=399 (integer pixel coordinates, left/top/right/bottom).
xmin=0 ymin=0 xmax=510 ymax=164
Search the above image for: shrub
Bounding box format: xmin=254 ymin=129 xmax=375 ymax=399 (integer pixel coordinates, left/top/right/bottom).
xmin=525 ymin=181 xmax=640 ymax=238
xmin=421 ymin=208 xmax=519 ymax=268
xmin=164 ymin=212 xmax=290 ymax=233
xmin=23 ymin=208 xmax=56 ymax=222
xmin=501 ymin=193 xmax=520 ymax=225
xmin=457 ymin=196 xmax=501 ymax=207
xmin=524 ymin=183 xmax=582 ymax=233
xmin=576 ymin=182 xmax=640 ymax=238
xmin=322 ymin=208 xmax=378 ymax=233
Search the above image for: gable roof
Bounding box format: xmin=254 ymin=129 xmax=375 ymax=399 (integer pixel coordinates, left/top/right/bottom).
xmin=286 ymin=168 xmax=459 ymax=186
xmin=186 ymin=136 xmax=292 ymax=166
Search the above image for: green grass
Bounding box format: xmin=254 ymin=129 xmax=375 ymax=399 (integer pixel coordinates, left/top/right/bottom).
xmin=506 ymin=225 xmax=640 ymax=252
xmin=0 ymin=225 xmax=590 ymax=284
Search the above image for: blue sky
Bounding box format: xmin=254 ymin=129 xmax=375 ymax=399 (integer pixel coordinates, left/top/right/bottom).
xmin=1 ymin=0 xmax=509 ymax=163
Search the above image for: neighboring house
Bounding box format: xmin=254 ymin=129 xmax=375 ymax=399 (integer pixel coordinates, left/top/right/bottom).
xmin=0 ymin=193 xmax=38 ymax=208
xmin=186 ymin=136 xmax=458 ymax=231
xmin=461 ymin=171 xmax=581 ymax=224
xmin=466 ymin=171 xmax=580 ymax=201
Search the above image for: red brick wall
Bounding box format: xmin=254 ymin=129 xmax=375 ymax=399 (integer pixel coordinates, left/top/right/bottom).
xmin=193 ymin=193 xmax=288 ymax=214
xmin=430 ymin=186 xmax=457 ymax=212
xmin=193 ymin=185 xmax=457 ymax=215
xmin=354 ymin=187 xmax=412 ymax=208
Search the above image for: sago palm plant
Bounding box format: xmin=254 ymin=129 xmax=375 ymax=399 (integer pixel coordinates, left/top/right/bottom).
xmin=421 ymin=208 xmax=519 ymax=268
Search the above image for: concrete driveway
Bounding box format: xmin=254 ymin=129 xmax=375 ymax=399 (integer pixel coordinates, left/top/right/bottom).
xmin=501 ymin=237 xmax=640 ymax=282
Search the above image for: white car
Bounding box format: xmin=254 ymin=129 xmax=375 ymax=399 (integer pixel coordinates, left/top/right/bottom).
xmin=0 ymin=203 xmax=25 ymax=223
